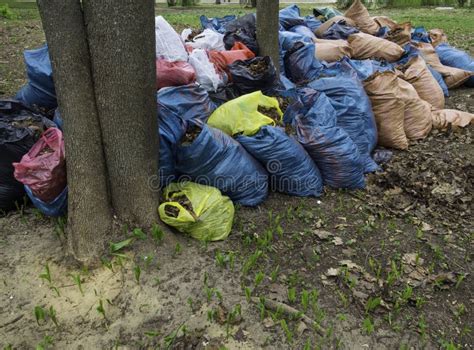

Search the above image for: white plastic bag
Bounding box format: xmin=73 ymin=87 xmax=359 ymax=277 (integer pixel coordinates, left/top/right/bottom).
xmin=182 ymin=29 xmax=226 ymax=51
xmin=155 ymin=16 xmax=188 ymax=61
xmin=188 ymin=49 xmax=224 ymax=92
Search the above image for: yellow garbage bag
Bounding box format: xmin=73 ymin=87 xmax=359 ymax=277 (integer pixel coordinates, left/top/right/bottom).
xmin=207 ymin=91 xmax=283 ymax=136
xmin=158 ymin=181 xmax=234 ymax=241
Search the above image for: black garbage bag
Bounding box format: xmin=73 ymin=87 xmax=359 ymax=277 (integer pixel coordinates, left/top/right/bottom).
xmin=0 ymin=100 xmax=55 ymax=211
xmin=224 ymin=14 xmax=259 ymax=55
xmin=228 ymin=56 xmax=278 ymax=95
xmin=208 ymin=84 xmax=240 ymax=107
xmin=236 ymin=125 xmax=323 ymax=197
xmin=176 ymin=124 xmax=268 ymax=206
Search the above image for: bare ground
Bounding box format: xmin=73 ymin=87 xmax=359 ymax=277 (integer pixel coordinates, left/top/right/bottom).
xmin=1 ymin=8 xmax=473 ymax=350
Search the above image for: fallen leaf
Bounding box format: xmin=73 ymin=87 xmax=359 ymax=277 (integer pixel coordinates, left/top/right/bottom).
xmin=314 ymin=230 xmax=332 ymax=240
xmin=325 ymin=267 xmax=340 ymax=277
xmin=421 ymin=222 xmax=433 ymax=232
xmin=333 ymin=237 xmax=344 ymax=246
xmin=263 ymin=317 xmax=275 ymax=328
xmin=296 ymin=321 xmax=308 ymax=336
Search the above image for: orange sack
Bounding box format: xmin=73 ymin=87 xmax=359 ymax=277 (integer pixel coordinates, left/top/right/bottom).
xmin=209 ymin=42 xmax=255 ymax=74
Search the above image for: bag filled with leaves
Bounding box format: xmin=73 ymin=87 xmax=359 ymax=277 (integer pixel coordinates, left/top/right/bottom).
xmin=159 ymin=181 xmax=234 ymax=241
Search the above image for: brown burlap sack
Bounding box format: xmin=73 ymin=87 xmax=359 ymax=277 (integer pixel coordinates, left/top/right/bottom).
xmin=372 ymin=16 xmax=398 ymax=30
xmin=363 ymin=71 xmax=408 ymax=150
xmin=348 ymin=32 xmax=405 ymax=62
xmin=398 ymin=55 xmax=445 ymax=110
xmin=428 ymin=28 xmax=448 ymax=47
xmin=314 ymin=38 xmax=353 ymax=62
xmin=344 ymin=0 xmax=380 ymax=35
xmin=386 ymin=22 xmax=412 ymax=46
xmin=315 ymin=16 xmax=356 ymax=38
xmin=397 ymin=78 xmax=433 ymax=140
xmin=431 ymin=109 xmax=474 ymax=129
xmin=414 ymin=42 xmax=473 ymax=88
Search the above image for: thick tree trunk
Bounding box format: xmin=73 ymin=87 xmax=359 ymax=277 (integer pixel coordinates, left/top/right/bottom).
xmin=83 ymin=0 xmax=159 ymax=227
xmin=37 ymin=0 xmax=113 ymax=263
xmin=256 ymin=0 xmax=280 ymax=74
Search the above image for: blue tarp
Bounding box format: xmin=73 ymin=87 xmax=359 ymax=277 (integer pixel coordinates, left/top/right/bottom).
xmin=427 ymin=65 xmax=449 ymax=97
xmin=236 ymin=126 xmax=323 ymax=197
xmin=287 ymin=90 xmax=366 ymax=189
xmin=25 ymin=185 xmax=67 ymax=217
xmin=176 ymin=125 xmax=268 ymax=206
xmin=15 ymin=45 xmax=57 ymax=110
xmin=435 ymin=43 xmax=474 ymax=87
xmin=304 ymin=16 xmax=322 ymax=32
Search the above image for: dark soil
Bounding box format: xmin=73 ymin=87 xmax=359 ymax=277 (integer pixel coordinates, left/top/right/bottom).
xmin=180 ymin=124 xmax=202 ymax=145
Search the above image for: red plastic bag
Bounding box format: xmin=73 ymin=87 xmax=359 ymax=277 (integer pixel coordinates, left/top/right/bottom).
xmin=156 ymin=59 xmax=196 ymax=90
xmin=209 ymin=42 xmax=255 ymax=73
xmin=13 ymin=127 xmax=66 ymax=203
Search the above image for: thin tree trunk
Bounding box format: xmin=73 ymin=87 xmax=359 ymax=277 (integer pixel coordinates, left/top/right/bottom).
xmin=83 ymin=0 xmax=159 ymax=227
xmin=257 ymin=0 xmax=280 ymax=75
xmin=37 ymin=0 xmax=113 ymax=263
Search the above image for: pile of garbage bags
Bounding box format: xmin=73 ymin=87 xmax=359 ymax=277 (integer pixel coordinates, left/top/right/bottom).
xmin=3 ymin=2 xmax=474 ymax=241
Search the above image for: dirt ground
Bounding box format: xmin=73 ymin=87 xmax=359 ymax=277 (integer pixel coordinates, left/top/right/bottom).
xmin=1 ymin=6 xmax=473 ymax=350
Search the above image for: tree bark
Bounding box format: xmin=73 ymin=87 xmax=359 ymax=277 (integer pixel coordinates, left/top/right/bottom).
xmin=37 ymin=0 xmax=113 ymax=263
xmin=83 ymin=0 xmax=159 ymax=227
xmin=256 ymin=0 xmax=280 ymax=74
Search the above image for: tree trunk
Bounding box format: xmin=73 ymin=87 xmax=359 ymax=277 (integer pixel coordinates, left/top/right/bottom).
xmin=83 ymin=0 xmax=159 ymax=227
xmin=256 ymin=0 xmax=280 ymax=74
xmin=37 ymin=0 xmax=113 ymax=263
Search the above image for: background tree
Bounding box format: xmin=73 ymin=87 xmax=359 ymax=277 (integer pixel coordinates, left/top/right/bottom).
xmin=256 ymin=0 xmax=280 ymax=74
xmin=37 ymin=0 xmax=158 ymax=264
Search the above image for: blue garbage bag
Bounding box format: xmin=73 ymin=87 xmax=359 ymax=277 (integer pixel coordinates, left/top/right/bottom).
xmin=15 ymin=44 xmax=57 ymax=110
xmin=279 ymin=31 xmax=312 ymax=51
xmin=411 ymin=27 xmax=431 ymax=43
xmin=200 ymin=15 xmax=236 ymax=33
xmin=289 ymin=25 xmax=316 ymax=41
xmin=435 ymin=43 xmax=474 ymax=87
xmin=156 ymin=85 xmax=216 ymax=188
xmin=158 ymin=105 xmax=187 ymax=188
xmin=346 ymin=59 xmax=394 ymax=80
xmin=25 ymin=185 xmax=67 ymax=217
xmin=427 ymin=65 xmax=449 ymax=97
xmin=236 ymin=126 xmax=323 ymax=197
xmin=279 ymin=5 xmax=305 ymax=30
xmin=284 ymin=42 xmax=323 ymax=84
xmin=287 ymin=90 xmax=366 ymax=189
xmin=157 ymin=84 xmax=217 ymax=123
xmin=322 ymin=20 xmax=359 ymax=40
xmin=306 ymin=67 xmax=378 ymax=173
xmin=304 ymin=15 xmax=322 ymax=32
xmin=176 ymin=125 xmax=268 ymax=206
